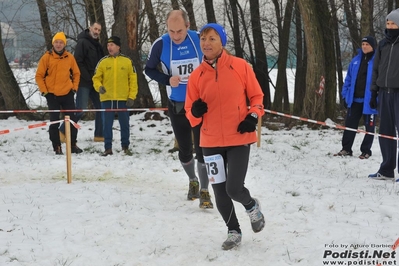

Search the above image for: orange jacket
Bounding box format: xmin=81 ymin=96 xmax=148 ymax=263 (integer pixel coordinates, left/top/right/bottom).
xmin=185 ymin=51 xmax=264 ymax=147
xmin=35 ymin=50 xmax=80 ymax=96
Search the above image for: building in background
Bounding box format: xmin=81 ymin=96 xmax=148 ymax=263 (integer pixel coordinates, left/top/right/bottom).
xmin=1 ymin=22 xmax=17 ymax=63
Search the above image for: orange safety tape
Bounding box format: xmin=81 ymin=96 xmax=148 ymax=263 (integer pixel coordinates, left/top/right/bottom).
xmin=0 ymin=119 xmax=79 ymax=135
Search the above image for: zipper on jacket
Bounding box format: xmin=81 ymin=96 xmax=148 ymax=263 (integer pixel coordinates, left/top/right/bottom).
xmin=386 ymin=36 xmax=399 ymax=87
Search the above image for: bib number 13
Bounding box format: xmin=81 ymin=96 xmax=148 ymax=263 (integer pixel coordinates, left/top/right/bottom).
xmin=204 ymin=154 xmax=226 ymax=184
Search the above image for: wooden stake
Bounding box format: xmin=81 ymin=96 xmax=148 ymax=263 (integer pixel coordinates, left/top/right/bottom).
xmin=65 ymin=115 xmax=72 ymax=183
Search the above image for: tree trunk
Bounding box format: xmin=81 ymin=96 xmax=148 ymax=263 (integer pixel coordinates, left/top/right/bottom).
xmin=272 ymin=0 xmax=294 ymax=112
xmin=293 ymin=2 xmax=307 ymax=116
xmin=297 ymin=0 xmax=326 ymax=121
xmin=171 ymin=0 xmax=179 ymax=10
xmin=329 ymin=0 xmax=344 ymax=108
xmin=144 ymin=0 xmax=168 ymax=107
xmin=84 ymin=0 xmax=108 ymax=55
xmin=237 ymin=2 xmax=255 ymax=62
xmin=204 ymin=0 xmax=216 ymax=23
xmin=226 ymin=0 xmax=243 ymax=58
xmin=317 ymin=0 xmax=336 ymax=119
xmin=343 ymin=0 xmax=360 ymax=56
xmin=112 ymin=0 xmax=155 ymax=108
xmin=360 ymin=0 xmax=374 ymax=37
xmin=182 ymin=0 xmax=197 ymax=30
xmin=0 ymin=27 xmax=30 ymax=119
xmin=36 ymin=0 xmax=53 ymax=51
xmin=249 ymin=0 xmax=270 ymax=109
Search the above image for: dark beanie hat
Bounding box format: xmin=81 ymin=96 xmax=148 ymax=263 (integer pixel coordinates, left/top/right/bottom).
xmin=387 ymin=8 xmax=399 ymax=27
xmin=362 ymin=36 xmax=376 ymax=50
xmin=107 ymin=36 xmax=121 ymax=46
xmin=200 ymin=23 xmax=227 ymax=46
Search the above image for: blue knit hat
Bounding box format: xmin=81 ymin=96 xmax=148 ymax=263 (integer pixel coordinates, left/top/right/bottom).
xmin=200 ymin=23 xmax=227 ymax=46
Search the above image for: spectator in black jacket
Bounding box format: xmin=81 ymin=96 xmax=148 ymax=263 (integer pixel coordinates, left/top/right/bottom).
xmin=59 ymin=22 xmax=105 ymax=143
xmin=368 ymin=8 xmax=399 ymax=181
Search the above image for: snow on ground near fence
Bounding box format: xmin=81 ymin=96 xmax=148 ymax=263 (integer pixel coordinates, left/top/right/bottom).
xmin=0 ymin=68 xmax=397 ymax=266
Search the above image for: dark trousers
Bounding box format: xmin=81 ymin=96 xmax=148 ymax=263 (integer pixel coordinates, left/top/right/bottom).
xmin=342 ymin=102 xmax=375 ymax=154
xmin=45 ymin=91 xmax=78 ymax=149
xmin=76 ymin=86 xmax=103 ymax=137
xmin=203 ymin=145 xmax=252 ymax=232
xmin=377 ymin=90 xmax=399 ymax=177
xmin=168 ymin=100 xmax=204 ymax=163
xmin=59 ymin=86 xmax=103 ymax=138
xmin=101 ymin=100 xmax=130 ymax=150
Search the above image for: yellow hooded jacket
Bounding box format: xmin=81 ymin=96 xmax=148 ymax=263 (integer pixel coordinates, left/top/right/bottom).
xmin=92 ymin=54 xmax=138 ymax=101
xmin=35 ymin=50 xmax=80 ymax=96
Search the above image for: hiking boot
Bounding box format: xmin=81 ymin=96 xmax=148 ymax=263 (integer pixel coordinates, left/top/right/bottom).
xmin=187 ymin=180 xmax=200 ymax=200
xmin=246 ymin=198 xmax=265 ymax=233
xmin=368 ymin=173 xmax=395 ymax=181
xmin=54 ymin=146 xmax=63 ymax=155
xmin=101 ymin=149 xmax=113 ymax=156
xmin=94 ymin=136 xmax=104 ymax=142
xmin=59 ymin=131 xmax=66 ymax=143
xmin=122 ymin=146 xmax=132 ymax=156
xmin=222 ymin=230 xmax=242 ymax=250
xmin=199 ymin=189 xmax=213 ymax=209
xmin=359 ymin=153 xmax=371 ymax=159
xmin=333 ymin=150 xmax=352 ymax=156
xmin=71 ymin=145 xmax=83 ymax=154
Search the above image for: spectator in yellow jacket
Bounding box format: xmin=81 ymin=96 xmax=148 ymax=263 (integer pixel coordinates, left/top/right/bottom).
xmin=35 ymin=32 xmax=82 ymax=155
xmin=92 ymin=36 xmax=138 ymax=156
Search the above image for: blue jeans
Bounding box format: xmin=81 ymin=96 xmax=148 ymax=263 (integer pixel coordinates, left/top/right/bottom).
xmin=59 ymin=86 xmax=103 ymax=137
xmin=101 ymin=100 xmax=130 ymax=150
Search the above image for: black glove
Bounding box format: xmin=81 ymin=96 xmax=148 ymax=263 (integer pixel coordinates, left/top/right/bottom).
xmin=44 ymin=92 xmax=53 ymax=99
xmin=191 ymin=99 xmax=208 ymax=118
xmin=369 ymin=91 xmax=378 ymax=109
xmin=237 ymin=114 xmax=258 ymax=134
xmin=99 ymin=86 xmax=106 ymax=94
xmin=126 ymin=98 xmax=134 ymax=108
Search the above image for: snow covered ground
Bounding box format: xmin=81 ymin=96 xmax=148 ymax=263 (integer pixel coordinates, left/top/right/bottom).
xmin=0 ymin=68 xmax=398 ymax=265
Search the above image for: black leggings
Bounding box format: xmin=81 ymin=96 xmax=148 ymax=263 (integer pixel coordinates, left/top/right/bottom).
xmin=46 ymin=91 xmax=78 ymax=148
xmin=203 ymin=145 xmax=252 ymax=232
xmin=168 ymin=100 xmax=204 ymax=163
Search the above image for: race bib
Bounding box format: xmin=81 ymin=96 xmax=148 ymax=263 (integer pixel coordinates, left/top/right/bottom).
xmin=170 ymin=58 xmax=200 ymax=83
xmin=204 ymin=154 xmax=226 ymax=184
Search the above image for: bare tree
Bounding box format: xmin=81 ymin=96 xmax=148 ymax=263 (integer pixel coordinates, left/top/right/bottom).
xmin=144 ymin=0 xmax=168 ymax=107
xmin=84 ymin=0 xmax=108 ymax=54
xmin=329 ymin=0 xmax=344 ymax=108
xmin=204 ymin=0 xmax=216 ymax=23
xmin=112 ymin=0 xmax=155 ymax=108
xmin=343 ymin=0 xmax=360 ymax=55
xmin=171 ymin=0 xmax=179 ymax=10
xmin=297 ymin=0 xmax=326 ymax=120
xmin=0 ymin=26 xmax=30 ymax=118
xmin=249 ymin=0 xmax=270 ymax=109
xmin=317 ymin=0 xmax=336 ymax=119
xmin=360 ymin=0 xmax=375 ymax=37
xmin=36 ymin=0 xmax=52 ymax=50
xmin=271 ymin=0 xmax=295 ymax=112
xmin=225 ymin=0 xmax=243 ymax=58
xmin=293 ymin=2 xmax=307 ymax=116
xmin=182 ymin=0 xmax=197 ymax=30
